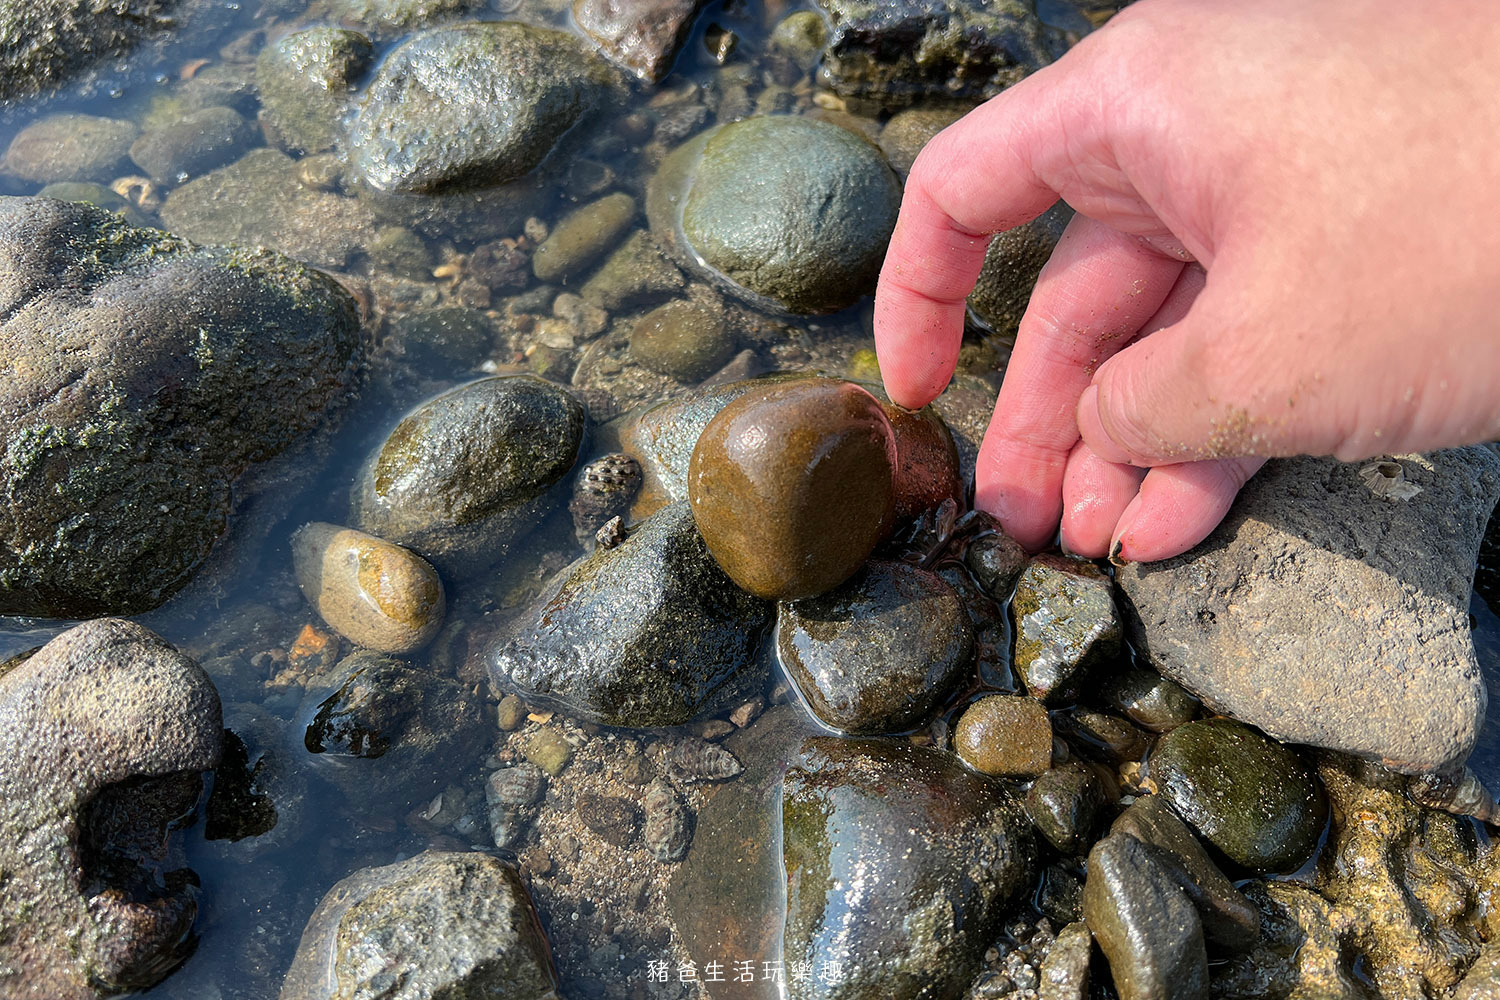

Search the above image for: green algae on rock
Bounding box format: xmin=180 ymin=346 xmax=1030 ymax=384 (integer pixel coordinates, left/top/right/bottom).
xmin=1012 ymin=553 xmax=1123 ymax=705
xmin=1149 ymin=718 xmax=1326 ymax=873
xmin=351 ymin=375 xmax=587 ymax=579
xmin=781 ymin=737 xmax=1037 ymax=1000
xmin=647 ymin=116 xmax=902 ymax=314
xmin=688 ymin=377 xmax=897 ymax=600
xmin=0 ymin=196 xmax=361 ymax=618
xmin=279 ymin=851 xmax=558 ymax=1000
xmin=346 ymin=21 xmax=619 ymax=195
xmin=0 ymin=619 xmax=222 ymax=1000
xmin=291 ymin=522 xmax=446 ymax=655
xmin=485 ymin=502 xmax=772 ymax=727
xmin=778 ymin=560 xmax=974 ymax=734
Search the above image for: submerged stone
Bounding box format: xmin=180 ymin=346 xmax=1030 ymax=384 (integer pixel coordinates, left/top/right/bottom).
xmin=128 ymin=106 xmax=255 ymax=186
xmin=0 ymin=619 xmax=222 ymax=1000
xmin=782 ymin=737 xmax=1037 ymax=1000
xmin=291 ymin=522 xmax=445 ymax=655
xmin=778 ymin=560 xmax=973 ymax=734
xmin=1149 ymin=718 xmax=1326 ymax=874
xmin=347 ymin=21 xmax=618 ymax=194
xmin=280 ymin=851 xmax=557 ymax=1000
xmin=688 ymin=377 xmax=897 ymax=600
xmin=1 ymin=113 xmax=137 ymax=183
xmin=1117 ymin=450 xmax=1500 ymax=775
xmin=352 ymin=375 xmax=587 ymax=579
xmin=630 ymin=299 xmax=738 ymax=383
xmin=255 ymin=26 xmax=373 ymax=154
xmin=648 ymin=116 xmax=901 ymax=314
xmin=532 ymin=190 xmax=637 ymax=284
xmin=485 ymin=502 xmax=771 ymax=727
xmin=0 ymin=196 xmax=360 ymax=618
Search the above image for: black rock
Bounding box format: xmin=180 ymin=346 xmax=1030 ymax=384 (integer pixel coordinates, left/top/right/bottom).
xmin=1084 ymin=833 xmax=1208 ymax=1000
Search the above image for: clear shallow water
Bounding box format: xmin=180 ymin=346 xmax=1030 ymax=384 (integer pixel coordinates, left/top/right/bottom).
xmin=0 ymin=0 xmax=1495 ymax=997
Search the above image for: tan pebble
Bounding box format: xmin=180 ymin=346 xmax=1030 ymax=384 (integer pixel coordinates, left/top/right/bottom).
xmin=953 ymin=695 xmax=1053 ymax=777
xmin=292 ymin=522 xmax=445 ymax=654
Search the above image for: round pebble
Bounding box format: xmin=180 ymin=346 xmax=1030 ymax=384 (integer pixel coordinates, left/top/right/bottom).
xmin=953 ymin=695 xmax=1053 ymax=778
xmin=291 ymin=522 xmax=445 ymax=654
xmin=687 ymin=377 xmax=896 ymax=600
xmin=630 ymin=300 xmax=737 ymax=382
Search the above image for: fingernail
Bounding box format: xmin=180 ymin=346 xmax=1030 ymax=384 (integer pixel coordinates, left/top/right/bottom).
xmin=1077 ymin=385 xmax=1134 ymax=466
xmin=1109 ymin=494 xmax=1143 ymax=566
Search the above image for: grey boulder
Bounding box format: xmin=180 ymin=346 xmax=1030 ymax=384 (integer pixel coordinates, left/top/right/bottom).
xmin=1116 ymin=450 xmax=1500 ymax=774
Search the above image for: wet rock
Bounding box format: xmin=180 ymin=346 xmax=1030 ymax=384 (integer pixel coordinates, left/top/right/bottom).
xmin=368 ymin=225 xmax=432 ymax=279
xmin=0 ymin=0 xmax=177 ymax=102
xmin=964 ymin=522 xmax=1028 ymax=599
xmin=1012 ymin=554 xmax=1122 ymax=705
xmin=389 ymin=305 xmax=495 ymax=374
xmin=953 ymin=694 xmax=1053 ymax=777
xmin=778 ymin=560 xmax=973 ymax=733
xmin=814 ymin=0 xmax=1053 ymax=108
xmin=280 ymin=851 xmax=557 ymax=1000
xmin=782 ymin=737 xmax=1037 ymax=1000
xmin=769 ymin=10 xmax=828 ymax=77
xmin=579 ymin=227 xmax=685 ymax=310
xmin=578 ymin=792 xmax=639 ymax=846
xmin=648 ymin=116 xmax=902 ymax=314
xmin=929 ymin=370 xmax=1000 ymax=489
xmin=1149 ymin=718 xmax=1326 ymax=874
xmin=688 ymin=377 xmax=897 ymax=600
xmin=291 ymin=522 xmax=446 ymax=655
xmin=352 ymin=375 xmax=587 ymax=579
xmin=642 ymin=777 xmax=693 ymax=861
xmin=1102 ymin=666 xmax=1198 ymax=733
xmin=35 ymin=181 xmax=148 ymax=225
xmin=878 ymin=106 xmax=964 ymax=176
xmin=1116 ymin=450 xmax=1500 ymax=774
xmin=1 ymin=113 xmax=137 ymax=183
xmin=574 ymin=0 xmax=707 ymax=82
xmin=521 ymin=727 xmax=574 ymax=776
xmin=533 ymin=190 xmax=636 ymax=284
xmin=1084 ymin=832 xmax=1209 ymax=1000
xmin=0 ymin=196 xmax=360 ymax=618
xmin=968 ymin=203 xmax=1070 ymax=337
xmin=487 ymin=762 xmax=547 ymax=808
xmin=160 ymin=147 xmax=379 ymax=269
xmin=1026 ymin=762 xmax=1111 ymax=854
xmin=1453 ymin=943 xmax=1500 ymax=1000
xmin=1039 ymin=922 xmax=1092 ymax=1000
xmin=347 ymin=21 xmax=618 ymax=195
xmin=296 ymin=651 xmax=487 ymax=812
xmin=0 ymin=619 xmax=222 ymax=1000
xmin=1108 ymin=795 xmax=1259 ymax=953
xmin=630 ymin=298 xmax=738 ymax=382
xmin=1209 ymin=882 xmax=1370 ymax=1000
xmin=128 ymin=107 xmax=255 ymax=186
xmin=882 ymin=401 xmax=963 ymax=521
xmin=485 ymin=501 xmax=771 ymax=726
xmin=360 ymin=175 xmax=548 ymax=244
xmin=205 ymin=707 xmax=309 ymax=857
xmin=255 ymin=27 xmax=373 ymax=154
xmin=497 ymin=693 xmax=528 ymax=731
xmin=1054 ymin=710 xmax=1151 ymax=765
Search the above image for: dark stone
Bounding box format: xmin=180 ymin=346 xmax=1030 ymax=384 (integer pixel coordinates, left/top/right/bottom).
xmin=533 ymin=191 xmax=637 ymax=285
xmin=782 ymin=737 xmax=1037 ymax=1000
xmin=1149 ymin=718 xmax=1326 ymax=874
xmin=630 ymin=299 xmax=738 ymax=383
xmin=1053 ymin=710 xmax=1151 ymax=765
xmin=347 ymin=22 xmax=618 ymax=195
xmin=351 ymin=375 xmax=587 ymax=579
xmin=968 ymin=203 xmax=1071 ymax=337
xmin=485 ymin=502 xmax=772 ymax=727
xmin=279 ymin=851 xmax=557 ymax=1000
xmin=778 ymin=560 xmax=973 ymax=734
xmin=1108 ymin=795 xmax=1259 ymax=953
xmin=255 ymin=27 xmax=373 ymax=154
xmin=0 ymin=0 xmax=177 ymax=102
xmin=573 ymin=0 xmax=708 ymax=82
xmin=1102 ymin=666 xmax=1198 ymax=733
xmin=1011 ymin=554 xmax=1122 ymax=705
xmin=128 ymin=106 xmax=256 ymax=186
xmin=1038 ymin=921 xmax=1092 ymax=1000
xmin=964 ymin=522 xmax=1028 ymax=600
xmin=0 ymin=619 xmax=222 ymax=1000
xmin=296 ymin=651 xmax=487 ymax=813
xmin=648 ymin=116 xmax=902 ymax=314
xmin=1116 ymin=450 xmax=1500 ymax=774
xmin=878 ymin=107 xmax=964 ymax=176
xmin=1026 ymin=761 xmax=1111 ymax=854
xmin=388 ymin=306 xmax=496 ymax=375
xmin=882 ymin=400 xmax=963 ymax=522
xmin=0 ymin=197 xmax=360 ymax=618
xmin=579 ymin=227 xmax=686 ymax=310
xmin=1084 ymin=832 xmax=1209 ymax=1000
xmin=814 ymin=0 xmax=1053 ymax=108
xmin=577 ymin=792 xmax=639 ymax=846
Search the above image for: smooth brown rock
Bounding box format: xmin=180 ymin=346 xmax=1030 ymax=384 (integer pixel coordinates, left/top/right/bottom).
xmin=688 ymin=377 xmax=896 ymax=600
xmin=953 ymin=694 xmax=1053 ymax=777
xmin=292 ymin=522 xmax=445 ymax=654
xmin=882 ymin=401 xmax=962 ymax=521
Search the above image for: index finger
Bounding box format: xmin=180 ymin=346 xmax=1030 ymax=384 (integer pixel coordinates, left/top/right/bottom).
xmin=874 ymin=72 xmax=1079 ymax=409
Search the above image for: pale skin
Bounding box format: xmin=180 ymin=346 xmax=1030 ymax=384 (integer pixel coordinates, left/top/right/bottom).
xmin=875 ymin=0 xmax=1500 ymax=560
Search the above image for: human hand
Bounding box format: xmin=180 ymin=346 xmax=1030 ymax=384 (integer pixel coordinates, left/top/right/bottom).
xmin=874 ymin=0 xmax=1500 ymax=560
